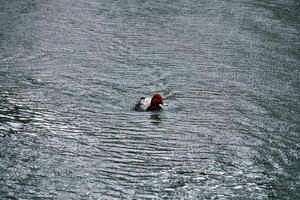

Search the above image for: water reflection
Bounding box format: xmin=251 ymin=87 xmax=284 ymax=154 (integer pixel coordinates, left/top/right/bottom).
xmin=150 ymin=113 xmax=162 ymax=125
xmin=0 ymin=88 xmax=36 ymax=137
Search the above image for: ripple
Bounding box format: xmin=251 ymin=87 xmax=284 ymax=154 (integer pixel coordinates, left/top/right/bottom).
xmin=1 ymin=0 xmax=299 ymax=199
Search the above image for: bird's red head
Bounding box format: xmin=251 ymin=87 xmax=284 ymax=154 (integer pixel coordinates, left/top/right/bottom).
xmin=150 ymin=93 xmax=163 ymax=107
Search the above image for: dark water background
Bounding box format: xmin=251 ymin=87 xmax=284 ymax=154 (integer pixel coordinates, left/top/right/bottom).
xmin=0 ymin=0 xmax=299 ymax=199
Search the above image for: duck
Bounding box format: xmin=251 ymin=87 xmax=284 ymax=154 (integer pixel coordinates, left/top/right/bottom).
xmin=135 ymin=93 xmax=164 ymax=112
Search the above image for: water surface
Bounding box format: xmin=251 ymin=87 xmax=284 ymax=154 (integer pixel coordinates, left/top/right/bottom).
xmin=0 ymin=0 xmax=299 ymax=199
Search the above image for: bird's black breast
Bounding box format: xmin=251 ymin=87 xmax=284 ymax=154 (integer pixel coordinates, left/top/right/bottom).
xmin=146 ymin=105 xmax=163 ymax=112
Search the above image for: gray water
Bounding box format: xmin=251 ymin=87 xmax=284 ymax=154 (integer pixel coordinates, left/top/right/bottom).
xmin=0 ymin=0 xmax=299 ymax=199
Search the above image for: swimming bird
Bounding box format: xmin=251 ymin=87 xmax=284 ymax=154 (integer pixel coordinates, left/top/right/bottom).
xmin=135 ymin=93 xmax=164 ymax=112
